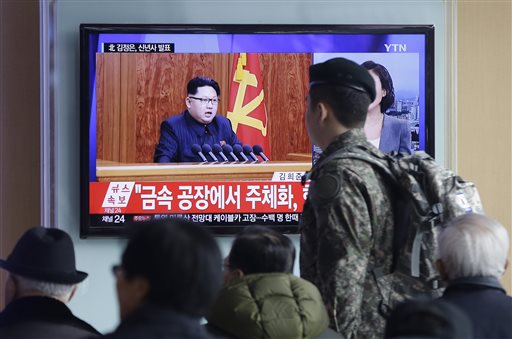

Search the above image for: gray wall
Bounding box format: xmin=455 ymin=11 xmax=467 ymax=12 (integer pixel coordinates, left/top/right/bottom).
xmin=54 ymin=0 xmax=447 ymax=333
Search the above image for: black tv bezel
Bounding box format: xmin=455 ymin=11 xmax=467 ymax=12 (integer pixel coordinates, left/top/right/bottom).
xmin=80 ymin=24 xmax=435 ymax=238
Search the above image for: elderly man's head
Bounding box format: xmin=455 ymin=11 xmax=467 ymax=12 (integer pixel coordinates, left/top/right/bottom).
xmin=437 ymin=213 xmax=509 ymax=281
xmin=0 ymin=227 xmax=87 ymax=304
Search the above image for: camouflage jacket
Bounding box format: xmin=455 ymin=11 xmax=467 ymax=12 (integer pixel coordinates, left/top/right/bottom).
xmin=300 ymin=128 xmax=395 ymax=339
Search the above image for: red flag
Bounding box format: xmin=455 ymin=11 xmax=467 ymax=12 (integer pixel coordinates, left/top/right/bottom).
xmin=227 ymin=53 xmax=271 ymax=159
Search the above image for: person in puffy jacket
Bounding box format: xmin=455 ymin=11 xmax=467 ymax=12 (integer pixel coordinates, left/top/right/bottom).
xmin=207 ymin=225 xmax=342 ymax=339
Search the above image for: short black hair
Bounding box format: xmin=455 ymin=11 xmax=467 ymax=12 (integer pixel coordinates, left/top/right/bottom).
xmin=309 ymin=84 xmax=371 ymax=128
xmin=187 ymin=76 xmax=221 ymax=96
xmin=362 ymin=61 xmax=395 ymax=113
xmin=385 ymin=299 xmax=473 ymax=339
xmin=228 ymin=225 xmax=295 ymax=274
xmin=121 ymin=219 xmax=222 ymax=317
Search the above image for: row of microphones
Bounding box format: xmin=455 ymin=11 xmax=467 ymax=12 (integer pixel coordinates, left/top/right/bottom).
xmin=191 ymin=143 xmax=270 ymax=162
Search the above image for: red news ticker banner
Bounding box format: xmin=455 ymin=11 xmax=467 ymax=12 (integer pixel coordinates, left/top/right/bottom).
xmin=90 ymin=181 xmax=310 ymax=214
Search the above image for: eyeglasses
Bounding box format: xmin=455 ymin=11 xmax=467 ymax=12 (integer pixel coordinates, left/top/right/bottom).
xmin=111 ymin=264 xmax=122 ymax=276
xmin=188 ymin=96 xmax=219 ymax=105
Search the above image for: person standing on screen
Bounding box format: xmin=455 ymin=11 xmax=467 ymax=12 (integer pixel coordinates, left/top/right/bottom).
xmin=154 ymin=76 xmax=242 ymax=163
xmin=300 ymin=58 xmax=395 ymax=339
xmin=362 ymin=61 xmax=412 ymax=154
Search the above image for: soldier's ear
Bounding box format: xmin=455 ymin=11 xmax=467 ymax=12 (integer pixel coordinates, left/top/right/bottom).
xmin=316 ymin=102 xmax=330 ymax=124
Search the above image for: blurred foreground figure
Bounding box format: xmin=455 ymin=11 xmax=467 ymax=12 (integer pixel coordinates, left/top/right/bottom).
xmin=437 ymin=213 xmax=512 ymax=339
xmin=104 ymin=219 xmax=223 ymax=339
xmin=207 ymin=226 xmax=341 ymax=339
xmin=0 ymin=227 xmax=100 ymax=338
xmin=385 ymin=299 xmax=473 ymax=339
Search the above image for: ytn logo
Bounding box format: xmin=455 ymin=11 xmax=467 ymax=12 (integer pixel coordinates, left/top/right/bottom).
xmin=384 ymin=43 xmax=407 ymax=52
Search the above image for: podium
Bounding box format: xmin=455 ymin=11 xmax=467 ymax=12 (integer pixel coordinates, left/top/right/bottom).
xmin=96 ymin=160 xmax=312 ymax=182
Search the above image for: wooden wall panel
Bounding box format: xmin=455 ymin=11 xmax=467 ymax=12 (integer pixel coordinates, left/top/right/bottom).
xmin=96 ymin=53 xmax=311 ymax=163
xmin=96 ymin=53 xmax=121 ymax=161
xmin=0 ymin=0 xmax=40 ymax=309
xmin=260 ymin=53 xmax=312 ymax=160
xmin=106 ymin=54 xmax=121 ymax=161
xmin=120 ymin=54 xmax=137 ymax=162
xmin=457 ymin=2 xmax=512 ymax=293
xmin=95 ymin=56 xmax=104 ymax=160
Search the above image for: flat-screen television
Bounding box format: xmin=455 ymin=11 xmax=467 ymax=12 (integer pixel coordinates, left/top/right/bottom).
xmin=80 ymin=24 xmax=434 ymax=237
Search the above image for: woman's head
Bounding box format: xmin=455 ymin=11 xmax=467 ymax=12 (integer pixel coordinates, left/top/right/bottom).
xmin=362 ymin=61 xmax=395 ymax=113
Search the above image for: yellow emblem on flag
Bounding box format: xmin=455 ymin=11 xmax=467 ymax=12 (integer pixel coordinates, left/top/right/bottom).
xmin=227 ymin=53 xmax=268 ymax=136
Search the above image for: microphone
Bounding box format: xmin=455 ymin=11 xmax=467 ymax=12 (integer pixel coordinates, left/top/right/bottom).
xmin=202 ymin=144 xmax=218 ymax=162
xmin=243 ymin=144 xmax=259 ymax=162
xmin=253 ymin=144 xmax=270 ymax=161
xmin=222 ymin=144 xmax=238 ymax=162
xmin=191 ymin=144 xmax=207 ymax=162
xmin=213 ymin=144 xmax=229 ymax=162
xmin=233 ymin=144 xmax=249 ymax=161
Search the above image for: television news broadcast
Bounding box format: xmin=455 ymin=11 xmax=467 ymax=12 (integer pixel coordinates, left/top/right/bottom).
xmin=80 ymin=25 xmax=434 ymax=237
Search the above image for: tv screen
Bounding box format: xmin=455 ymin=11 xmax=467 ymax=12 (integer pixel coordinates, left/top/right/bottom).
xmin=80 ymin=24 xmax=434 ymax=237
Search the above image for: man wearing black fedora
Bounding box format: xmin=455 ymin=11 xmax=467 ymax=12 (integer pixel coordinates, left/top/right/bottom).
xmin=0 ymin=227 xmax=100 ymax=338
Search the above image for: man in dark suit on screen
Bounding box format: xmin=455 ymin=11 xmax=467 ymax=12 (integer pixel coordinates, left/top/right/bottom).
xmin=154 ymin=76 xmax=242 ymax=163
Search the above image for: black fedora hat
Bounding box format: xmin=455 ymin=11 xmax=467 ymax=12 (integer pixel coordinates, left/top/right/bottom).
xmin=0 ymin=227 xmax=88 ymax=284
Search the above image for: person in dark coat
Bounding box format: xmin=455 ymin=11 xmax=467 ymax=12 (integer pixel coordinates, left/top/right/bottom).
xmin=0 ymin=227 xmax=100 ymax=338
xmin=436 ymin=213 xmax=512 ymax=339
xmin=103 ymin=219 xmax=223 ymax=339
xmin=385 ymin=299 xmax=473 ymax=339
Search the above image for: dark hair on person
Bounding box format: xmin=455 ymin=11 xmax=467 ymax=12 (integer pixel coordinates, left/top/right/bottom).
xmin=227 ymin=225 xmax=295 ymax=275
xmin=309 ymin=84 xmax=371 ymax=128
xmin=121 ymin=219 xmax=222 ymax=317
xmin=361 ymin=61 xmax=395 ymax=113
xmin=187 ymin=76 xmax=221 ymax=96
xmin=385 ymin=299 xmax=473 ymax=339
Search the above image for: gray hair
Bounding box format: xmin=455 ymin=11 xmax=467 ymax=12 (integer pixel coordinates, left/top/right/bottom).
xmin=14 ymin=274 xmax=76 ymax=299
xmin=438 ymin=213 xmax=509 ymax=280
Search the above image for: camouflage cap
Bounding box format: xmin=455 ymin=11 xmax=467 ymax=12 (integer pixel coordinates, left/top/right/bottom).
xmin=309 ymin=57 xmax=376 ymax=102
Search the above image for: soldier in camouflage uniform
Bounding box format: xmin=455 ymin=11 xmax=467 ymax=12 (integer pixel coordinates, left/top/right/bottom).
xmin=300 ymin=58 xmax=396 ymax=339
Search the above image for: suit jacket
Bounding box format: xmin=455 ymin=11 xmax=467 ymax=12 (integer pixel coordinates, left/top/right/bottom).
xmin=154 ymin=110 xmax=241 ymax=163
xmin=379 ymin=114 xmax=412 ymax=154
xmin=440 ymin=276 xmax=512 ymax=339
xmin=0 ymin=296 xmax=100 ymax=338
